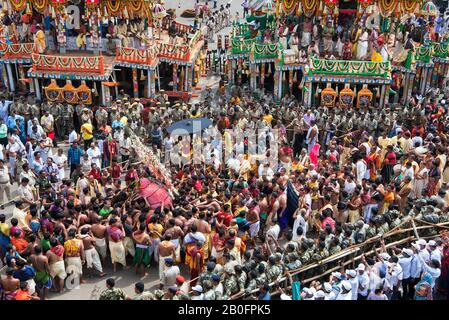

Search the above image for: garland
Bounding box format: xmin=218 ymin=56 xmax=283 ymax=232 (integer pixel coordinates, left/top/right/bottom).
xmin=400 ymin=0 xmax=419 ymax=13
xmin=104 ymin=0 xmax=123 ymax=16
xmin=32 ymin=0 xmax=48 ymax=13
xmin=281 ymin=0 xmax=297 ymax=15
xmin=300 ymin=0 xmax=318 ymax=17
xmin=10 ymin=0 xmax=27 ymax=11
xmin=378 ymin=0 xmax=398 ymax=16
xmin=310 ymin=58 xmax=390 ymax=77
xmin=127 ymin=0 xmax=143 ymax=14
xmin=33 ymin=54 xmax=103 ymax=72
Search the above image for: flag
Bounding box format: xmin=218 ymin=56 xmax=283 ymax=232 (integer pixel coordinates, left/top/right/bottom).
xmin=286 ymin=180 xmax=299 ymax=227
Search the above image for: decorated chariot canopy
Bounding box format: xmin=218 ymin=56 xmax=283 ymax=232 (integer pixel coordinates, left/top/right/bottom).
xmin=5 ymin=0 xmax=155 ymax=18
xmin=270 ymin=0 xmax=430 ymax=17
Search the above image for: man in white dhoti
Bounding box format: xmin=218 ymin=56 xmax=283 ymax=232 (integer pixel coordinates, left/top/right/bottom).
xmin=356 ymin=28 xmax=369 ymax=60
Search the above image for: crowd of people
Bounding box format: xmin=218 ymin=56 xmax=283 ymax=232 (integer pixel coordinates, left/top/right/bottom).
xmin=1 ymin=0 xmax=449 ymax=303
xmin=0 ymin=73 xmax=448 ymax=300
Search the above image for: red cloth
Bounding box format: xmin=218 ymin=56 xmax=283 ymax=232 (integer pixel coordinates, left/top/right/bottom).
xmin=50 ymin=244 xmax=64 ymax=257
xmin=216 ymin=211 xmax=233 ymax=227
xmin=321 ymin=216 xmax=336 ymax=231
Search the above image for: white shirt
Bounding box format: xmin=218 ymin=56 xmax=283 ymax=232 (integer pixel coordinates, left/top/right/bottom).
xmin=356 ymin=160 xmax=367 ymax=185
xmin=348 ymin=277 xmax=359 ymax=300
xmin=266 ymin=224 xmax=280 ymax=241
xmin=417 ymin=253 xmax=441 ymax=287
xmin=357 ymin=272 xmax=370 ymax=296
xmin=387 ymin=263 xmax=403 ymax=287
xmin=162 ymin=265 xmax=180 ymax=287
xmin=17 ymin=185 xmax=34 ymax=203
xmin=87 ymin=147 xmax=101 ymax=168
xmin=68 ymin=131 xmax=78 ymax=144
xmin=430 ymin=248 xmax=442 ymax=264
xmin=398 ymin=255 xmax=412 ymax=279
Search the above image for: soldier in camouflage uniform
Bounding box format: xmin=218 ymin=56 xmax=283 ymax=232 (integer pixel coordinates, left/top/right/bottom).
xmin=255 ymin=263 xmax=268 ymax=287
xmin=199 ymin=262 xmax=216 ymax=288
xmin=98 ymin=278 xmax=127 ymax=300
xmin=61 ymin=103 xmax=74 ymax=138
xmin=203 ymin=280 xmax=216 ymax=300
xmin=222 ymin=266 xmax=239 ymax=300
xmin=245 ymin=270 xmax=259 ymax=295
xmin=50 ymin=103 xmax=63 ymax=139
xmin=235 ymin=265 xmax=247 ymax=293
xmin=29 ymin=100 xmax=41 ymax=121
xmin=95 ymin=106 xmax=109 ymax=127
xmin=211 ymin=274 xmax=224 ymax=300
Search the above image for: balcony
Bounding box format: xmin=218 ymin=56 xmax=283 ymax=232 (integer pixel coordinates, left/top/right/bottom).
xmin=0 ymin=43 xmax=34 ymax=60
xmin=115 ymin=46 xmax=159 ymax=66
xmin=309 ymin=58 xmax=391 ymax=78
xmin=31 ymin=53 xmax=105 ymax=74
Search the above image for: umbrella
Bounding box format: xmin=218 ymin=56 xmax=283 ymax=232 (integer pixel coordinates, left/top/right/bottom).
xmin=165 ymin=117 xmax=213 ymax=136
xmin=261 ymin=0 xmax=275 ymax=14
xmin=152 ymin=3 xmax=167 ymax=19
xmin=422 ymin=1 xmax=438 ymax=17
xmin=139 ymin=178 xmax=172 ymax=209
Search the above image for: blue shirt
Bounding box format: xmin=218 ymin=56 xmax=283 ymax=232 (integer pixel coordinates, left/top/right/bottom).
xmin=68 ymin=147 xmax=84 ymax=165
xmin=258 ymin=292 xmax=271 ymax=300
xmin=6 ymin=115 xmax=16 ymax=130
xmin=13 ymin=265 xmax=36 ymax=281
xmin=0 ymin=100 xmax=12 ymax=123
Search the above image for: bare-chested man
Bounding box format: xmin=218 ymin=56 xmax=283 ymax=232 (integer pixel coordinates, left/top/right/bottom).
xmin=64 ymin=229 xmax=85 ymax=284
xmin=46 ymin=238 xmax=67 ymax=293
xmin=91 ymin=217 xmax=108 ymax=264
xmin=157 ymin=234 xmax=176 ymax=283
xmin=79 ymin=227 xmax=106 ymax=277
xmin=132 ymin=224 xmax=151 ymax=276
xmin=164 ymin=218 xmax=184 ymax=262
xmin=29 ymin=246 xmax=52 ymax=300
xmin=1 ymin=268 xmax=20 ymax=300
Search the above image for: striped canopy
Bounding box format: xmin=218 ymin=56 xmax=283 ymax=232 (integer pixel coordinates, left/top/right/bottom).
xmin=261 ymin=0 xmax=275 ymax=13
xmin=152 ymin=3 xmax=167 ymax=19
xmin=422 ymin=1 xmax=438 ymax=16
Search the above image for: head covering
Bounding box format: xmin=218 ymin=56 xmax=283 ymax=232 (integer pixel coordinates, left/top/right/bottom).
xmin=357 ymin=263 xmax=366 ymax=271
xmin=176 ymin=275 xmax=185 ymax=284
xmin=192 ymin=285 xmax=203 ymax=293
xmin=280 ymin=293 xmax=292 ymax=300
xmin=346 ymin=269 xmax=357 ymax=278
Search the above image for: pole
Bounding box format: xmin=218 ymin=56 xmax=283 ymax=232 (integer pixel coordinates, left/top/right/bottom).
xmin=132 ymin=68 xmax=139 ymax=98
xmin=147 ymin=69 xmax=151 ymax=98
xmin=6 ymin=63 xmax=15 ymax=92
xmin=34 ymin=78 xmax=41 ymax=101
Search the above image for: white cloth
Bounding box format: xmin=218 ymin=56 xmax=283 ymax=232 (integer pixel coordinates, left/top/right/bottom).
xmin=85 ymin=247 xmax=103 ymax=272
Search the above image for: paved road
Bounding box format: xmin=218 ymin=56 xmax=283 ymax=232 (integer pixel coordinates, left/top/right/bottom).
xmin=48 ymin=257 xmax=191 ymax=300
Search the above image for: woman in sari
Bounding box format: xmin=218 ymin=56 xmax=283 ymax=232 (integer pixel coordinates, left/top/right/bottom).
xmin=309 ymin=144 xmax=320 ymax=168
xmin=438 ymin=241 xmax=449 ymax=296
xmin=381 ymin=145 xmax=396 ymax=184
xmin=427 ymin=159 xmax=441 ymax=196
xmin=414 ymin=272 xmax=434 ymax=300
xmin=366 ymin=147 xmax=381 ymax=181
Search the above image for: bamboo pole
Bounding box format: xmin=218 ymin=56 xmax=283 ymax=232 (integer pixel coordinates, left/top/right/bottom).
xmin=230 ymin=218 xmax=449 ymax=300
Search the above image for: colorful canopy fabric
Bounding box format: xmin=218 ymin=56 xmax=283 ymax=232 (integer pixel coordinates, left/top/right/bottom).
xmin=261 ymin=0 xmax=275 ymax=13
xmin=422 ymin=1 xmax=438 ymax=16
xmin=139 ymin=178 xmax=172 ymax=209
xmin=152 ymin=3 xmax=167 ymax=19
